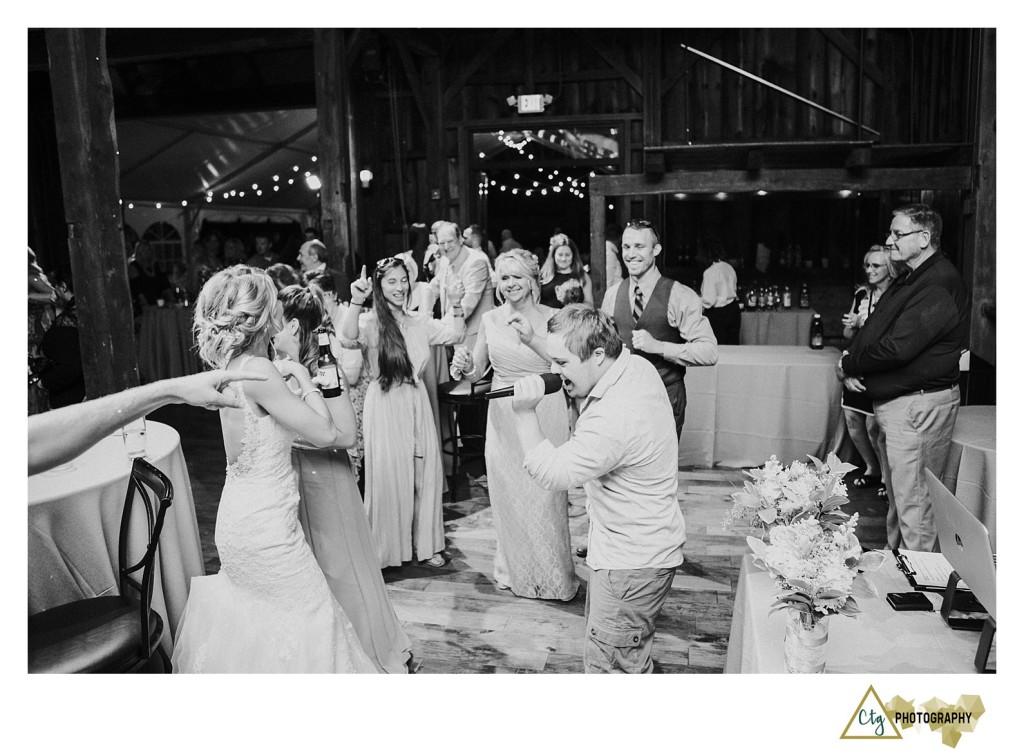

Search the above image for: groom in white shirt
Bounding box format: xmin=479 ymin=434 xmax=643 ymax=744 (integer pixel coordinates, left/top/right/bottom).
xmin=511 ymin=305 xmax=686 ymax=673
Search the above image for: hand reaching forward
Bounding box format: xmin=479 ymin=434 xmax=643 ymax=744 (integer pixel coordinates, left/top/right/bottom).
xmin=506 ymin=312 xmax=535 ymax=345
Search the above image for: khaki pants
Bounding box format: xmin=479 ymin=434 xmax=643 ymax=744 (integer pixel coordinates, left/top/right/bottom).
xmin=874 ymin=385 xmax=960 ymax=552
xmin=584 ymin=566 xmax=675 ymax=674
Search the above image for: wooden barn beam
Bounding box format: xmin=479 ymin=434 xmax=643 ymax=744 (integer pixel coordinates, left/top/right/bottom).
xmin=313 ymin=29 xmax=353 ymax=274
xmin=964 ymin=28 xmax=996 ymax=364
xmin=577 ymin=31 xmax=643 ymax=95
xmin=45 ymin=28 xmax=139 ymax=398
xmin=819 ymin=29 xmax=887 ymax=88
xmin=591 ymin=166 xmax=973 ymax=197
xmin=443 ymin=30 xmax=514 ymax=108
xmin=393 ymin=40 xmax=431 ymax=127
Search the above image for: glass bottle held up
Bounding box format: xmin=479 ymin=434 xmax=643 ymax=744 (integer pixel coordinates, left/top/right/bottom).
xmin=316 ymin=329 xmax=342 ymax=398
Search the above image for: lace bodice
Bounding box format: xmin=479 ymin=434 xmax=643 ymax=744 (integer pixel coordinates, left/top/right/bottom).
xmin=224 ymin=382 xmax=297 ymax=487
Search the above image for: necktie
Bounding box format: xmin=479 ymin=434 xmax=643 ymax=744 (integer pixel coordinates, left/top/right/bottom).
xmin=633 ymin=286 xmax=645 ymax=323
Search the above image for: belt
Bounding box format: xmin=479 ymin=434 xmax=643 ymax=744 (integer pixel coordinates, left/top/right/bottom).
xmin=913 ymin=384 xmax=957 ymax=395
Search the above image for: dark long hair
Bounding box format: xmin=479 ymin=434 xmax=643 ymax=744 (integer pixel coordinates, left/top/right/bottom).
xmin=372 ymin=258 xmax=414 ymax=392
xmin=278 ymin=284 xmax=326 ymax=375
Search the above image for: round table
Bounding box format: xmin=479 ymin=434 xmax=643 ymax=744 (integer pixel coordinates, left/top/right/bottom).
xmin=137 ymin=305 xmax=203 ymax=383
xmin=28 ymin=421 xmax=205 ymax=652
xmin=940 ymin=405 xmax=996 ymax=550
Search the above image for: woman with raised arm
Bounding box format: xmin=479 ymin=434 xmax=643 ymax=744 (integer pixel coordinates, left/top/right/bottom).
xmin=171 ymin=266 xmax=377 ymax=673
xmin=342 ymin=258 xmax=466 ymax=568
xmin=450 ymin=249 xmax=577 ymax=600
xmin=275 ymin=284 xmax=413 ymax=673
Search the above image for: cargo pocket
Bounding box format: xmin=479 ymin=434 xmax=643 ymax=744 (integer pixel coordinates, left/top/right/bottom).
xmin=585 ymin=621 xmax=646 ymax=673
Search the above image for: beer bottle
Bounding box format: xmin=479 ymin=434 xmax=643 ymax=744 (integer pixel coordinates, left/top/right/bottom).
xmin=809 ymin=313 xmax=824 ymax=350
xmin=799 ymin=283 xmax=811 ymax=309
xmin=782 ymin=285 xmax=792 ymax=309
xmin=316 ymin=328 xmax=342 ymax=398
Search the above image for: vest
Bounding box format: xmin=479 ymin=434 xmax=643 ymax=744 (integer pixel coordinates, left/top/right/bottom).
xmin=613 ymin=276 xmax=686 ymax=386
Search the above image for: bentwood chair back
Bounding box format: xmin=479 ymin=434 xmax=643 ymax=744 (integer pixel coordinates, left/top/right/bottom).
xmin=28 ymin=457 xmax=174 ymax=673
xmin=438 ymin=368 xmax=492 ymax=500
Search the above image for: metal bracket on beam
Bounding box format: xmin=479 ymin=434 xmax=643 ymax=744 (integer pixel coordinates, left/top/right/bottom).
xmin=845 ymin=146 xmax=872 ymax=169
xmin=746 ymin=149 xmax=763 ymax=173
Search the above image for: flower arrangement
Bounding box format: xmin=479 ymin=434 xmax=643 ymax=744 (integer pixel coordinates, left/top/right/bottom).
xmin=747 ymin=513 xmax=885 ymax=626
xmin=725 ymin=452 xmax=858 ymax=535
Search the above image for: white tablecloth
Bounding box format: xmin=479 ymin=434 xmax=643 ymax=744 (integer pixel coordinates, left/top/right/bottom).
xmin=740 ymin=308 xmax=817 ymax=345
xmin=137 ymin=306 xmax=202 ymax=383
xmin=679 ymin=345 xmax=846 ymax=468
xmin=725 ymin=552 xmax=980 ymax=673
xmin=28 ymin=421 xmax=205 ymax=652
xmin=940 ymin=405 xmax=996 ymax=550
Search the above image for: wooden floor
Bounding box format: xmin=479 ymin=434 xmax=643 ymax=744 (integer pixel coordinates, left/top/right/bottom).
xmin=151 ymin=403 xmax=888 ymax=674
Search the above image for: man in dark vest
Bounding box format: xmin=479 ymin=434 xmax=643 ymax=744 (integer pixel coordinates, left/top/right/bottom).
xmin=600 ymin=219 xmax=718 ymax=438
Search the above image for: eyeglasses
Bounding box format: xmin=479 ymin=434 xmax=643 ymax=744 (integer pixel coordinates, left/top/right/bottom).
xmin=887 ymin=228 xmax=925 ymax=242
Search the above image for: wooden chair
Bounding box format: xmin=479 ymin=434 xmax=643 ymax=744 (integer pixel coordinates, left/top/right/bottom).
xmin=438 ymin=370 xmax=491 ymax=500
xmin=28 ymin=458 xmax=174 ymax=673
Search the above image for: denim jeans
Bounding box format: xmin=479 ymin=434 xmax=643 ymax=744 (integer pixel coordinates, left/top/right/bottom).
xmin=584 ymin=566 xmax=676 ymax=673
xmin=874 ymin=384 xmax=960 ymax=552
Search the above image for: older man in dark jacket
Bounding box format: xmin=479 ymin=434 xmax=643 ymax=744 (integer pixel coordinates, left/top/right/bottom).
xmin=838 ymin=204 xmax=970 ymax=552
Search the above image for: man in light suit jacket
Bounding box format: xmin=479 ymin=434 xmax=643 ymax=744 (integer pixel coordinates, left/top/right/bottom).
xmin=430 ymin=221 xmax=495 ymax=351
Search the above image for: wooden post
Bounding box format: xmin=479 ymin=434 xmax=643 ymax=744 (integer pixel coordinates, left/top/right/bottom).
xmin=965 ymin=29 xmax=996 ymax=365
xmin=45 ymin=28 xmax=138 ymax=398
xmin=313 ymin=29 xmax=352 ymax=275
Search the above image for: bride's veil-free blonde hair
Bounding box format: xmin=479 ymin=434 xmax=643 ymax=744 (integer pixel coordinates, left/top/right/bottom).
xmin=193 ymin=266 xmax=280 ymax=369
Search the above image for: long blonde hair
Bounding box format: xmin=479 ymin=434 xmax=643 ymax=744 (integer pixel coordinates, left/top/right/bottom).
xmin=193 ymin=266 xmax=280 ymax=369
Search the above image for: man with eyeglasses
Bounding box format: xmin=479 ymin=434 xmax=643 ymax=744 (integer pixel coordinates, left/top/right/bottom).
xmin=837 ymin=204 xmax=969 ymax=552
xmin=600 ymin=219 xmax=718 ymax=439
xmin=430 ymin=221 xmax=496 ymax=352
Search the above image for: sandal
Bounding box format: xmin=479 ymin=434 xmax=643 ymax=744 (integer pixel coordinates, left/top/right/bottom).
xmin=852 ymin=474 xmax=882 ymax=489
xmin=877 ymin=485 xmax=888 ymax=499
xmin=422 ymin=554 xmax=448 ymax=568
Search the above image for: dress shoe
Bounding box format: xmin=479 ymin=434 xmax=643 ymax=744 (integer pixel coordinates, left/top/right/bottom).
xmin=575 ymin=545 xmax=588 ymax=557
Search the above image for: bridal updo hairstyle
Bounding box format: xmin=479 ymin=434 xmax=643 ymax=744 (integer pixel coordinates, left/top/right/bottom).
xmin=278 ymin=284 xmax=327 ymax=375
xmin=494 ymin=247 xmax=542 ymax=304
xmin=194 ymin=266 xmax=280 ymax=369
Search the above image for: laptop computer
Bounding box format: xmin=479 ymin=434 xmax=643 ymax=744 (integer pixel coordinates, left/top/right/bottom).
xmin=926 ymin=469 xmax=997 ymax=622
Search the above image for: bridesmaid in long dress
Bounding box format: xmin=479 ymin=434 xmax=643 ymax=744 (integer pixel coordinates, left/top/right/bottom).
xmin=450 ymin=249 xmax=578 ymax=600
xmin=342 ymin=258 xmax=466 ymax=568
xmin=274 ymin=285 xmax=413 ymax=673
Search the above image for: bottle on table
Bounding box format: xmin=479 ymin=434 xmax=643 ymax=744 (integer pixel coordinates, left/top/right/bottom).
xmin=746 ymin=286 xmax=758 ymax=310
xmin=799 ymin=283 xmax=811 ymax=309
xmin=809 ymin=313 xmax=824 ymax=350
xmin=316 ymin=328 xmax=342 ymax=398
xmin=782 ymin=285 xmax=792 ymax=309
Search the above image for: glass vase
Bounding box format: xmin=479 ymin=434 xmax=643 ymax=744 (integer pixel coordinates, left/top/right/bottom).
xmin=783 ymin=610 xmax=829 ymax=673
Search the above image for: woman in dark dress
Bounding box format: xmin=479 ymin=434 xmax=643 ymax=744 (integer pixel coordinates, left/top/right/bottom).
xmin=538 ymin=232 xmax=592 ymax=308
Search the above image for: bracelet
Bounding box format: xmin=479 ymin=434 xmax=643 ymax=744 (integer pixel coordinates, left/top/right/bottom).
xmin=300 ymin=388 xmax=323 ymax=401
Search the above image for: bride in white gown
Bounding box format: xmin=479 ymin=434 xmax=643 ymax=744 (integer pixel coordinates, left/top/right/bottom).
xmin=172 ymin=266 xmax=377 ymax=673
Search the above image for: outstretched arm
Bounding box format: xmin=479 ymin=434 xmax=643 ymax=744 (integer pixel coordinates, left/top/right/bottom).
xmin=28 ymin=369 xmax=265 ymax=475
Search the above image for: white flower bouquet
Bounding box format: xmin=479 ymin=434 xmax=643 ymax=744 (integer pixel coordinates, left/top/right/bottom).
xmin=725 ymin=452 xmax=859 ymax=535
xmin=747 ymin=513 xmax=885 ymax=625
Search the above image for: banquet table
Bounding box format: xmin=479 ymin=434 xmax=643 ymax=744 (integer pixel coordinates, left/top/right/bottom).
xmin=740 ymin=308 xmax=816 ymax=345
xmin=679 ymin=345 xmax=845 ymax=468
xmin=137 ymin=305 xmax=203 ymax=383
xmin=28 ymin=421 xmax=205 ymax=652
xmin=940 ymin=405 xmax=996 ymax=550
xmin=725 ymin=552 xmax=981 ymax=673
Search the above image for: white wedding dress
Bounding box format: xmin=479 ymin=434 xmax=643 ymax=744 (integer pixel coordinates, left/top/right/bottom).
xmin=172 ymin=379 xmax=378 ymax=673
